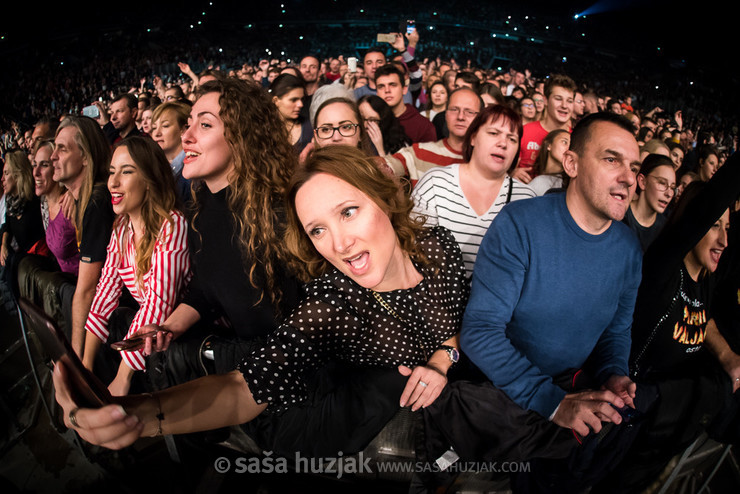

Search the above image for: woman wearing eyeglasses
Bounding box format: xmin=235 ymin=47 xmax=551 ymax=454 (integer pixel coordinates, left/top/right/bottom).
xmin=622 ymin=154 xmax=676 ymax=252
xmin=518 ymin=96 xmax=537 ymax=126
xmin=311 ymin=97 xmax=372 ymax=153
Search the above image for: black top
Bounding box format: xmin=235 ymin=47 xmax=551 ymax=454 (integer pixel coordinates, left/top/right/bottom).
xmin=102 ymin=121 xmax=142 ymax=146
xmin=181 ymin=185 xmax=300 ymax=337
xmin=631 ymin=153 xmax=740 ymax=380
xmin=1 ymin=195 xmax=44 ymax=253
xmin=240 ymin=226 xmax=468 ymax=412
xmin=713 ymin=209 xmax=740 ymax=353
xmin=293 ymin=116 xmax=313 ymax=155
xmin=79 ymin=183 xmax=114 ymax=264
xmin=622 ymin=206 xmax=667 ymax=253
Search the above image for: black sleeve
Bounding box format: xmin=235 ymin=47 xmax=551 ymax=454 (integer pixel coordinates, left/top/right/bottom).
xmin=102 ymin=121 xmax=118 ymax=146
xmin=79 ymin=186 xmax=115 ymax=263
xmin=643 ymin=153 xmax=740 ymax=287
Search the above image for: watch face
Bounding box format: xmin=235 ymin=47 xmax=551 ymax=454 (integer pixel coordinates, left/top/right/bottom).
xmin=449 ymin=347 xmax=459 ymax=363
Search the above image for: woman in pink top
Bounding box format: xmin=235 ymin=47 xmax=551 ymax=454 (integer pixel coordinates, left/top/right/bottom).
xmin=32 ymin=139 xmax=80 ymax=275
xmin=83 ymin=136 xmax=191 ymax=396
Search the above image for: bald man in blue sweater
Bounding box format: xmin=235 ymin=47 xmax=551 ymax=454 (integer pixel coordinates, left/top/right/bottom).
xmin=463 ymin=113 xmax=643 ymax=436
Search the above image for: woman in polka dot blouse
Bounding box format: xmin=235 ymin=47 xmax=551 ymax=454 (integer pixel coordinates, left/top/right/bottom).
xmin=53 ymin=145 xmax=469 ymax=454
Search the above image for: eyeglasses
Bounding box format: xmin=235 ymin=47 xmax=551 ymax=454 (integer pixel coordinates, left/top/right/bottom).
xmin=447 ymin=107 xmax=479 ymax=118
xmin=521 ymin=103 xmax=534 ymax=108
xmin=315 ymin=123 xmax=359 ymax=139
xmin=647 ymin=175 xmax=677 ymax=194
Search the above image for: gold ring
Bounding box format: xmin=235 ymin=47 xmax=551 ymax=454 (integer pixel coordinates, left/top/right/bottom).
xmin=69 ymin=407 xmax=81 ymax=428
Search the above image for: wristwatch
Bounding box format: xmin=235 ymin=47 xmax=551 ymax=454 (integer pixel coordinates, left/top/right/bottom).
xmin=439 ymin=345 xmax=459 ymax=365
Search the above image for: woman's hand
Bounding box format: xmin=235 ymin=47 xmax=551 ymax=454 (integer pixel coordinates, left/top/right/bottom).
xmin=398 ymin=364 xmax=447 ymax=411
xmin=511 ymin=167 xmax=533 ymax=184
xmin=0 ymin=243 xmax=8 ymax=267
xmin=53 ymin=362 xmax=143 ymax=449
xmin=135 ymin=324 xmax=174 ymax=356
xmin=365 ymin=121 xmax=386 ymax=156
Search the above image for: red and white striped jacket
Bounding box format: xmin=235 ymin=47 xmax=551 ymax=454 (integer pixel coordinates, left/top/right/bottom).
xmin=85 ymin=210 xmax=191 ymax=371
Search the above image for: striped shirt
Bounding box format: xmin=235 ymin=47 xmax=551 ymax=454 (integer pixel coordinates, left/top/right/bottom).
xmin=412 ymin=163 xmax=536 ymax=278
xmin=85 ymin=210 xmax=191 ymax=371
xmin=386 ymin=138 xmax=464 ymax=186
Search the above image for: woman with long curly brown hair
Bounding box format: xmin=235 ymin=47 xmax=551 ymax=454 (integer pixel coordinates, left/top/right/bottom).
xmin=136 ymin=78 xmax=301 ymax=384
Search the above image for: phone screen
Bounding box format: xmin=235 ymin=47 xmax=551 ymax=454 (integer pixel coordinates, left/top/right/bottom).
xmin=406 ymin=20 xmax=416 ymax=34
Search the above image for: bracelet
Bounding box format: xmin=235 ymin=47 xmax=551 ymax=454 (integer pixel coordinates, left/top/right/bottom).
xmin=144 ymin=393 xmax=165 ymax=436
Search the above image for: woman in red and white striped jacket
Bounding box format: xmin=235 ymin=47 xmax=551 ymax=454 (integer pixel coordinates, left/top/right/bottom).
xmin=83 ymin=136 xmax=191 ymax=396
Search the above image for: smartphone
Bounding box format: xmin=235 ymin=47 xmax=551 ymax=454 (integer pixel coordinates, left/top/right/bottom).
xmin=348 ymin=57 xmax=357 ymax=73
xmin=82 ymin=104 xmax=99 ymax=118
xmin=111 ymin=329 xmax=172 ymax=352
xmin=18 ymin=298 xmax=111 ymax=407
xmin=406 ymin=19 xmax=416 ymax=35
xmin=377 ymin=33 xmax=396 ymax=44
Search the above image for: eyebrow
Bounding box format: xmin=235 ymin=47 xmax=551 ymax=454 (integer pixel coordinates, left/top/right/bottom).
xmin=606 ymin=148 xmax=641 ymax=169
xmin=302 ymin=200 xmax=355 ymax=231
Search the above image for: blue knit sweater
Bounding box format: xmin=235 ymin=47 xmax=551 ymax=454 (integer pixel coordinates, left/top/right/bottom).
xmin=461 ymin=192 xmax=642 ymax=418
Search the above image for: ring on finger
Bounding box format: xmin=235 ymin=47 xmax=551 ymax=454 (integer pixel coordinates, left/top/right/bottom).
xmin=69 ymin=407 xmax=81 ymax=429
xmin=419 ymin=381 xmax=428 ymax=388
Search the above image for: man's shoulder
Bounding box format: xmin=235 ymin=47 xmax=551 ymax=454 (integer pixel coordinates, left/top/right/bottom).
xmin=400 ymin=103 xmax=424 ymax=120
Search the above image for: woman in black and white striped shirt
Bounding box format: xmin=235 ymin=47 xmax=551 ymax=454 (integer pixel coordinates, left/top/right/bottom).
xmin=412 ymin=104 xmax=536 ymax=279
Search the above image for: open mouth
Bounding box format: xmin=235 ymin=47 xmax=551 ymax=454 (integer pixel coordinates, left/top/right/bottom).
xmin=610 ymin=190 xmax=628 ymax=202
xmin=344 ymin=251 xmax=369 ymax=274
xmin=111 ymin=193 xmax=123 ymax=205
xmin=710 ymin=248 xmax=724 ymax=265
xmin=184 ymin=151 xmax=200 ymax=163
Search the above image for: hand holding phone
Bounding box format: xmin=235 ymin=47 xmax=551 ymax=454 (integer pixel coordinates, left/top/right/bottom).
xmin=82 ymin=104 xmax=100 ymax=119
xmin=111 ymin=329 xmax=173 ymax=352
xmin=377 ymin=33 xmax=396 ymax=44
xmin=406 ymin=19 xmax=416 ymax=35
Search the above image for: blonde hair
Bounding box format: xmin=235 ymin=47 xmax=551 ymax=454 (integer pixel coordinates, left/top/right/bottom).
xmin=55 ymin=116 xmax=111 ymax=243
xmin=4 ymin=150 xmax=34 ymax=201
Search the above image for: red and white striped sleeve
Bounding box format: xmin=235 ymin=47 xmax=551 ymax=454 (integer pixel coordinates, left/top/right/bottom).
xmin=121 ymin=211 xmax=191 ymax=371
xmin=84 ymin=225 xmax=124 ymax=343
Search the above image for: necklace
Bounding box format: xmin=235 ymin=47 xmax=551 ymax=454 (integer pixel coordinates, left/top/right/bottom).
xmin=371 ymin=290 xmax=428 ymax=360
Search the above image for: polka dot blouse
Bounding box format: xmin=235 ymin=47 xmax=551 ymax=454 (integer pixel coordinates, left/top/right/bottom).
xmin=239 ymin=226 xmax=469 ymax=412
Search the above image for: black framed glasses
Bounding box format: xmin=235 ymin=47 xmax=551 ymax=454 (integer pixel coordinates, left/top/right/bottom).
xmin=315 ymin=123 xmax=359 ymax=139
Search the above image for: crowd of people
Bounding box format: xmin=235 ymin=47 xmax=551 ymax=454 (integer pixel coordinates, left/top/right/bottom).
xmin=1 ymin=8 xmax=739 ymax=493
